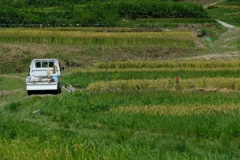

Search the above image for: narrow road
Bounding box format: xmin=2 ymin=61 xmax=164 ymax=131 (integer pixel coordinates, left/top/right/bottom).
xmin=216 ymin=20 xmax=236 ymax=28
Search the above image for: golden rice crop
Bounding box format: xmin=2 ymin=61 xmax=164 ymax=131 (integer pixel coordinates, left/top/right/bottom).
xmin=109 ymin=104 xmax=240 ymax=116
xmin=95 ymin=60 xmax=240 ymax=69
xmin=0 ymin=28 xmax=193 ymax=39
xmin=86 ymin=78 xmax=240 ymax=92
xmin=72 ymin=67 xmax=240 ymax=74
xmin=0 ymin=28 xmax=194 ymax=47
xmin=215 ymin=5 xmax=240 ymax=9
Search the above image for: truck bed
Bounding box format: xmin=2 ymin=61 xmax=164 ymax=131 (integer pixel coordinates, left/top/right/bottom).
xmin=26 ymin=76 xmax=58 ymax=91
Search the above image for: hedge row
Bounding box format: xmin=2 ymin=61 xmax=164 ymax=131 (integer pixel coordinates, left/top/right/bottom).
xmin=0 ymin=1 xmax=207 ymax=27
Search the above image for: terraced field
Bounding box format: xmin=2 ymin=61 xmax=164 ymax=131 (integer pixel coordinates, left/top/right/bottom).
xmin=1 ymin=60 xmax=240 ymax=159
xmin=0 ymin=0 xmax=240 ymax=158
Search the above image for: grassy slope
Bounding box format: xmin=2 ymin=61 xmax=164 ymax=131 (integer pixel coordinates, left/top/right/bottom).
xmin=206 ymin=0 xmax=240 ymax=27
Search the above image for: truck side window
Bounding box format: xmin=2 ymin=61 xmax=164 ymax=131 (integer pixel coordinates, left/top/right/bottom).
xmin=35 ymin=62 xmax=41 ymax=68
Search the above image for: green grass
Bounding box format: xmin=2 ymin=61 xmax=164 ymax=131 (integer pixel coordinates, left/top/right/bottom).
xmin=1 ymin=90 xmax=240 ymax=159
xmin=0 ymin=76 xmax=25 ymax=90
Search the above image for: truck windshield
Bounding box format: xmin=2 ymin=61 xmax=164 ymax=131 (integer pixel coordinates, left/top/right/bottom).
xmin=35 ymin=60 xmax=55 ymax=68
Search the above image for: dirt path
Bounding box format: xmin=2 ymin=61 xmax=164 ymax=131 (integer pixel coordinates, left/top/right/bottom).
xmin=203 ymin=0 xmax=225 ymax=8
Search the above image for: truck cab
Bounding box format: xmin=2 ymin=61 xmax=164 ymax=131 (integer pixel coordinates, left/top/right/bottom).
xmin=26 ymin=59 xmax=62 ymax=95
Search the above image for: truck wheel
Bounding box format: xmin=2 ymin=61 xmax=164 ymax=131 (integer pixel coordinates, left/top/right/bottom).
xmin=54 ymin=85 xmax=60 ymax=94
xmin=27 ymin=91 xmax=32 ymax=95
xmin=59 ymin=86 xmax=62 ymax=93
xmin=57 ymin=84 xmax=62 ymax=93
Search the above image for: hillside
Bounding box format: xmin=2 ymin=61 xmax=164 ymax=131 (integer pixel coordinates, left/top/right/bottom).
xmin=1 ymin=0 xmax=240 ymax=159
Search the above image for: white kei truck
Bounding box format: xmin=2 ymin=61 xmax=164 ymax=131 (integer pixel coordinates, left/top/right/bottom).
xmin=26 ymin=59 xmax=63 ymax=95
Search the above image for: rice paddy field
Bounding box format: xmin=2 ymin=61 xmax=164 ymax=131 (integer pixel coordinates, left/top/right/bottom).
xmin=0 ymin=2 xmax=239 ymax=157
xmin=0 ymin=28 xmax=195 ymax=47
xmin=0 ymin=19 xmax=227 ymax=74
xmin=1 ymin=59 xmax=240 ymax=159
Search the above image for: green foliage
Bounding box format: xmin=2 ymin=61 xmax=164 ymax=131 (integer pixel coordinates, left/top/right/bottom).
xmin=0 ymin=0 xmax=207 ymax=26
xmin=117 ymin=1 xmax=206 ymax=19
